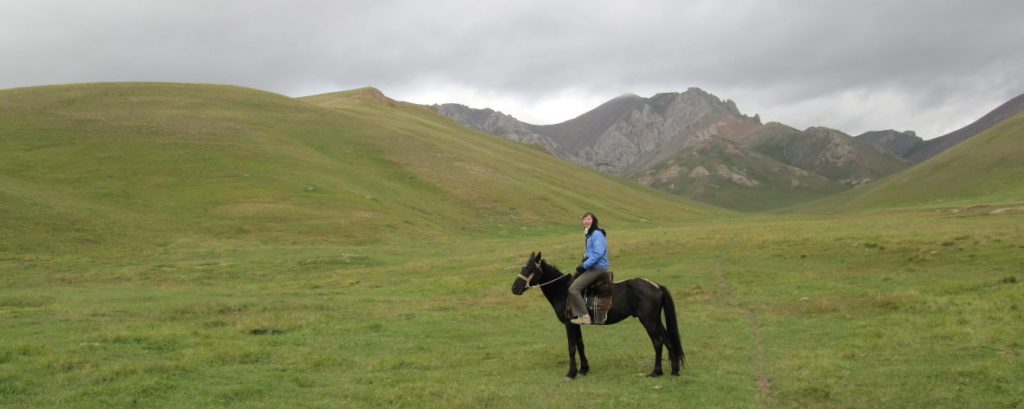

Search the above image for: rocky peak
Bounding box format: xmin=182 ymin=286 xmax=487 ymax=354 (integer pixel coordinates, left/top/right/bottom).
xmin=527 ymin=88 xmax=762 ymax=175
xmin=856 ymin=129 xmax=923 ymax=156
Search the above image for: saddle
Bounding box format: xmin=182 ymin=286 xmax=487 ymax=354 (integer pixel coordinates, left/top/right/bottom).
xmin=566 ymin=270 xmax=615 ymax=324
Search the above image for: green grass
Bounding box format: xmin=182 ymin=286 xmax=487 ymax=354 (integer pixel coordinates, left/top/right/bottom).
xmin=2 ymin=211 xmax=1022 ymax=408
xmin=2 ymin=83 xmax=1023 ymax=408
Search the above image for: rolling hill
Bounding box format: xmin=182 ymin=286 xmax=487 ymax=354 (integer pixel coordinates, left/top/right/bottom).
xmin=792 ymin=112 xmax=1024 ymax=212
xmin=0 ymin=83 xmax=716 ymax=255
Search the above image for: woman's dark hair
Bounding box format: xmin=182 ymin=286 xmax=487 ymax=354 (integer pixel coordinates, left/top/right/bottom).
xmin=582 ymin=212 xmax=607 ymax=237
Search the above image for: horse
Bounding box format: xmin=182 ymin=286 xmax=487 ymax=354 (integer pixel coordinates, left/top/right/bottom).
xmin=510 ymin=252 xmax=685 ymax=379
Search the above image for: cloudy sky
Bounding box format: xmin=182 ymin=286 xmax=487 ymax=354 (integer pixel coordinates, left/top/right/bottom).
xmin=2 ymin=0 xmax=1022 ymax=139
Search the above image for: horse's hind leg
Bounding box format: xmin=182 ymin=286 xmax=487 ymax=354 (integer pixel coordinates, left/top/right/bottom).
xmin=669 ymin=335 xmax=681 ymax=376
xmin=640 ymin=318 xmax=666 ymax=377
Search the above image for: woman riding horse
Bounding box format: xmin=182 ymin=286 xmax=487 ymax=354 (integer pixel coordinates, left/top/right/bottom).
xmin=569 ymin=212 xmax=608 ymax=325
xmin=511 ymin=248 xmax=684 ymax=377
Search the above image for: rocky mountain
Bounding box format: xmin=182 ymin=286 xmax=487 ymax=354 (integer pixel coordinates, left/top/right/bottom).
xmin=735 ymin=124 xmax=911 ymax=186
xmin=633 ymin=136 xmax=847 ymax=211
xmin=856 ymin=130 xmax=922 ymax=157
xmin=439 ymin=88 xmax=763 ymax=175
xmin=433 ymin=104 xmax=565 ymax=157
xmin=536 ymin=90 xmax=764 ymax=176
xmin=436 ymin=88 xmax=913 ymax=211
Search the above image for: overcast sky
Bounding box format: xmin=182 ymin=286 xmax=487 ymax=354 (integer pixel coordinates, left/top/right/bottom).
xmin=2 ymin=0 xmax=1022 ymax=139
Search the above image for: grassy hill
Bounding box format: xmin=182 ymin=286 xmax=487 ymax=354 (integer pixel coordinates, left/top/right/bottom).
xmin=0 ymin=83 xmax=716 ymax=256
xmin=793 ymin=112 xmax=1024 ymax=212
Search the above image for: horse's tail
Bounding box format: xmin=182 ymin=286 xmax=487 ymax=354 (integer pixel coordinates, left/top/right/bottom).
xmin=660 ymin=285 xmax=685 ymax=367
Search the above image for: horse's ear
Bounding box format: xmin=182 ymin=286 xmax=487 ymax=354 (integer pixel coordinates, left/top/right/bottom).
xmin=536 ymin=252 xmax=542 ymax=261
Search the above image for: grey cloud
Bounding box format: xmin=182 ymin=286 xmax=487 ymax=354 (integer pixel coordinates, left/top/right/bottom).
xmin=2 ymin=0 xmax=1022 ymax=138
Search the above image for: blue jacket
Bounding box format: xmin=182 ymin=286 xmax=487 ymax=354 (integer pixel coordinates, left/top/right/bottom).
xmin=581 ymin=230 xmax=609 ymax=270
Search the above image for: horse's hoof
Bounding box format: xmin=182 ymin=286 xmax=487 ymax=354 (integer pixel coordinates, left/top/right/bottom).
xmin=671 ymin=372 xmax=680 ymax=376
xmin=564 ymin=376 xmax=576 ymax=381
xmin=648 ymin=372 xmax=663 ymax=378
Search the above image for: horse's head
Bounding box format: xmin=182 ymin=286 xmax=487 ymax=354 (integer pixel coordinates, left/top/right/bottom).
xmin=511 ymin=252 xmax=542 ymax=295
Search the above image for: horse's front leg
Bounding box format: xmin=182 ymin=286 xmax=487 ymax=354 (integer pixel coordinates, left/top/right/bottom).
xmin=564 ymin=323 xmax=580 ymax=379
xmin=574 ymin=324 xmax=589 ymax=375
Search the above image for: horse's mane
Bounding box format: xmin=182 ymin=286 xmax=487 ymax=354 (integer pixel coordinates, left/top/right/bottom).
xmin=539 ymin=259 xmax=565 ymax=276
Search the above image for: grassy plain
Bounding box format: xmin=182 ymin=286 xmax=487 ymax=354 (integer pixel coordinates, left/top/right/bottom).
xmin=2 ymin=83 xmax=1022 ymax=408
xmin=2 ymin=208 xmax=1022 ymax=409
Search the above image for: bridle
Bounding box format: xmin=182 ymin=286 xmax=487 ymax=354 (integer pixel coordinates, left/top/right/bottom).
xmin=517 ymin=261 xmax=568 ymax=291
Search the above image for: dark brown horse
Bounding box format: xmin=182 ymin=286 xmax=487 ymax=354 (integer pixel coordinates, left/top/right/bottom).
xmin=511 ymin=252 xmax=684 ymax=379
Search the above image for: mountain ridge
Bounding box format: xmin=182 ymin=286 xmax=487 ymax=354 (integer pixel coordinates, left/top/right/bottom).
xmin=437 ymin=88 xmax=912 ymax=210
xmin=794 ymin=111 xmax=1024 ymax=212
xmin=903 ymin=92 xmax=1024 ymax=163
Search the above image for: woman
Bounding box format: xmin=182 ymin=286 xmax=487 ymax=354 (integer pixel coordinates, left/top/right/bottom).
xmin=568 ymin=212 xmax=608 ymax=325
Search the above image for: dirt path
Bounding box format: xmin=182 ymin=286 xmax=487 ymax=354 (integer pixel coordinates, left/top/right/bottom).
xmin=714 ymin=254 xmax=774 ymax=407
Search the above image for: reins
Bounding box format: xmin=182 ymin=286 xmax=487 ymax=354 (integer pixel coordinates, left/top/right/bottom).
xmin=517 ymin=262 xmax=568 ymax=291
